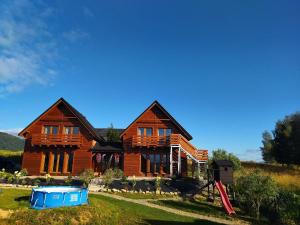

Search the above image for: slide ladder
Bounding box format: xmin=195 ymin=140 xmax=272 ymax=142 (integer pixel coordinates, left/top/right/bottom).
xmin=215 ymin=181 xmax=235 ymax=215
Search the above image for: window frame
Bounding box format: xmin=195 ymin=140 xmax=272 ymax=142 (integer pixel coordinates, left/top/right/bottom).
xmin=64 ymin=126 xmax=80 ymax=135
xmin=43 ymin=125 xmax=59 ymax=135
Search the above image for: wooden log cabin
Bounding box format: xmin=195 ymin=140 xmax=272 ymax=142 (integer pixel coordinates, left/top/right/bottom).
xmin=19 ymin=98 xmax=208 ymax=177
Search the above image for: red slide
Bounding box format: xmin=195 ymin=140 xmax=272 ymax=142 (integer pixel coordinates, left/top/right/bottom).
xmin=215 ymin=181 xmax=235 ymax=215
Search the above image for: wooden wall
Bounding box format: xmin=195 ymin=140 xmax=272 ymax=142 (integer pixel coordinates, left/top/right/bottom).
xmin=122 ymin=104 xmax=188 ymax=176
xmin=21 ymin=102 xmax=93 ymax=175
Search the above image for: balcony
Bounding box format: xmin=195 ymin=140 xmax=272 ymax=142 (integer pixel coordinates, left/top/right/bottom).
xmin=130 ymin=134 xmax=208 ymax=161
xmin=31 ymin=134 xmax=82 ymax=146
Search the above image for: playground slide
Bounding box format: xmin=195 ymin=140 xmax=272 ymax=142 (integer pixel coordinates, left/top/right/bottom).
xmin=215 ymin=181 xmax=235 ymax=215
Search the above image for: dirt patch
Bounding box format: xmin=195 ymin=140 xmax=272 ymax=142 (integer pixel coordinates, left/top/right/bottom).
xmin=0 ymin=209 xmax=12 ymax=219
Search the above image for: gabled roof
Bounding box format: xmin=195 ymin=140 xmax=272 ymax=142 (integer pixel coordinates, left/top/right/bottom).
xmin=120 ymin=100 xmax=193 ymax=140
xmin=18 ymin=98 xmax=104 ymax=142
xmin=212 ymin=160 xmax=233 ymax=167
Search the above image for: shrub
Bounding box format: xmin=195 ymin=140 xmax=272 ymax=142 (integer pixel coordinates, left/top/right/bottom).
xmin=14 ymin=171 xmax=22 ymax=185
xmin=21 ymin=179 xmax=27 ymax=185
xmin=7 ymin=175 xmax=14 ymax=184
xmin=131 ymin=175 xmax=137 ymax=191
xmin=269 ymin=189 xmax=300 ymax=225
xmin=235 ymin=169 xmax=279 ymax=220
xmin=155 ymin=176 xmax=162 ymax=192
xmin=113 ymin=168 xmax=124 ymax=178
xmin=64 ymin=174 xmax=73 ymax=186
xmin=19 ymin=168 xmax=28 ymax=176
xmin=102 ymin=169 xmax=114 ymax=187
xmin=45 ymin=174 xmax=52 ymax=185
xmin=33 ymin=178 xmax=41 ymax=186
xmin=79 ymin=169 xmax=95 ymax=187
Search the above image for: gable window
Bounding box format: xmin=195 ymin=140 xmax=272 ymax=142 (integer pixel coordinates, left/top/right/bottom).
xmin=138 ymin=128 xmax=153 ymax=137
xmin=157 ymin=128 xmax=172 ymax=136
xmin=43 ymin=126 xmax=58 ymax=135
xmin=64 ymin=127 xmax=80 ymax=135
xmin=138 ymin=128 xmax=144 ymax=136
xmin=146 ymin=128 xmax=153 ymax=136
xmin=158 ymin=128 xmax=164 ymax=136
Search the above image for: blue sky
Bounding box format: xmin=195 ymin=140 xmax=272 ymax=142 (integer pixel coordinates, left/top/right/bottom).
xmin=0 ymin=0 xmax=299 ymax=161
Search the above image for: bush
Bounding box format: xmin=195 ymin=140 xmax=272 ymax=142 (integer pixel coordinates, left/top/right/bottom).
xmin=19 ymin=168 xmax=28 ymax=176
xmin=113 ymin=168 xmax=124 ymax=178
xmin=235 ymin=169 xmax=279 ymax=220
xmin=79 ymin=169 xmax=95 ymax=187
xmin=33 ymin=178 xmax=41 ymax=186
xmin=7 ymin=175 xmax=14 ymax=184
xmin=267 ymin=189 xmax=300 ymax=225
xmin=64 ymin=174 xmax=73 ymax=186
xmin=131 ymin=175 xmax=137 ymax=191
xmin=102 ymin=169 xmax=114 ymax=187
xmin=155 ymin=176 xmax=162 ymax=192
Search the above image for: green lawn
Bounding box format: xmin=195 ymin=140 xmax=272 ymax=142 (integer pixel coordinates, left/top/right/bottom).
xmin=152 ymin=199 xmax=262 ymax=225
xmin=111 ymin=191 xmax=176 ymax=200
xmin=0 ymin=188 xmax=225 ymax=225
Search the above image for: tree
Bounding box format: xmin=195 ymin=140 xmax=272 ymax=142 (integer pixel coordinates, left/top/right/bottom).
xmin=261 ymin=131 xmax=275 ymax=163
xmin=235 ymin=169 xmax=278 ymax=220
xmin=106 ymin=123 xmax=121 ymax=143
xmin=211 ymin=149 xmax=241 ymax=170
xmin=261 ymin=113 xmax=300 ymax=165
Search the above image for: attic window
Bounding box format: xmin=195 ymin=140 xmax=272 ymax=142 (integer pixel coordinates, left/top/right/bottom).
xmin=43 ymin=126 xmax=58 ymax=135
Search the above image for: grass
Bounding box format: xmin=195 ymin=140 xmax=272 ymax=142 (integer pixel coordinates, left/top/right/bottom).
xmin=111 ymin=192 xmax=176 ymax=200
xmin=240 ymin=162 xmax=300 ymax=194
xmin=0 ymin=188 xmax=226 ymax=225
xmin=152 ymin=199 xmax=257 ymax=224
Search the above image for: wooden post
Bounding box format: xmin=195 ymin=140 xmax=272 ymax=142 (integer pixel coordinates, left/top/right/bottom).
xmin=146 ymin=152 xmax=150 ymax=176
xmin=170 ymin=146 xmax=173 ymax=176
xmin=191 ymin=160 xmax=194 ymax=177
xmin=178 ymin=147 xmax=181 ymax=176
xmin=197 ymin=162 xmax=200 ymax=179
xmin=63 ymin=151 xmax=68 ymax=174
xmin=160 ymin=153 xmax=163 ymax=175
xmin=153 ymin=154 xmax=156 ymax=174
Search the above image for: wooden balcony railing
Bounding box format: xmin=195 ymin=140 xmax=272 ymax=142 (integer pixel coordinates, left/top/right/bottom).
xmin=31 ymin=134 xmax=82 ymax=146
xmin=130 ymin=134 xmax=208 ymax=161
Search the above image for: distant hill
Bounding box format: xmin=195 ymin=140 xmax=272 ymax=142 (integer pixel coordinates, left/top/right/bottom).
xmin=0 ymin=132 xmax=24 ymax=151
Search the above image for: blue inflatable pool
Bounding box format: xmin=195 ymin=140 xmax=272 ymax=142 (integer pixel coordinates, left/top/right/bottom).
xmin=30 ymin=186 xmax=88 ymax=210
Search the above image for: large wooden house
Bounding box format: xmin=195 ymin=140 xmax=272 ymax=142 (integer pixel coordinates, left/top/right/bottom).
xmin=19 ymin=98 xmax=208 ymax=177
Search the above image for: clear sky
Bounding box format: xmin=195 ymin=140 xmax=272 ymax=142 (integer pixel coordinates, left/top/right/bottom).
xmin=0 ymin=0 xmax=299 ymax=161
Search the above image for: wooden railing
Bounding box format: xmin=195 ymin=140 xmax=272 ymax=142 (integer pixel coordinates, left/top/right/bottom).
xmin=130 ymin=134 xmax=208 ymax=161
xmin=31 ymin=134 xmax=82 ymax=146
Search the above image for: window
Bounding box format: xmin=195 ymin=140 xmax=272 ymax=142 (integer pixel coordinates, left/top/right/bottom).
xmin=158 ymin=128 xmax=164 ymax=136
xmin=73 ymin=127 xmax=79 ymax=134
xmin=67 ymin=152 xmax=74 ymax=173
xmin=64 ymin=127 xmax=79 ymax=135
xmin=138 ymin=127 xmax=153 ymax=136
xmin=138 ymin=128 xmax=144 ymax=136
xmin=155 ymin=154 xmax=160 ymax=173
xmin=52 ymin=152 xmax=64 ymax=173
xmin=52 ymin=152 xmax=59 ymax=172
xmin=166 ymin=129 xmax=172 ymax=136
xmin=43 ymin=126 xmax=58 ymax=134
xmin=146 ymin=128 xmax=153 ymax=136
xmin=157 ymin=128 xmax=172 ymax=136
xmin=41 ymin=152 xmax=49 ymax=173
xmin=58 ymin=152 xmax=64 ymax=173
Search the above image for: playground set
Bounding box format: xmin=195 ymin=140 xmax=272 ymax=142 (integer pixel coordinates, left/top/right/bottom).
xmin=201 ymin=160 xmax=235 ymax=215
